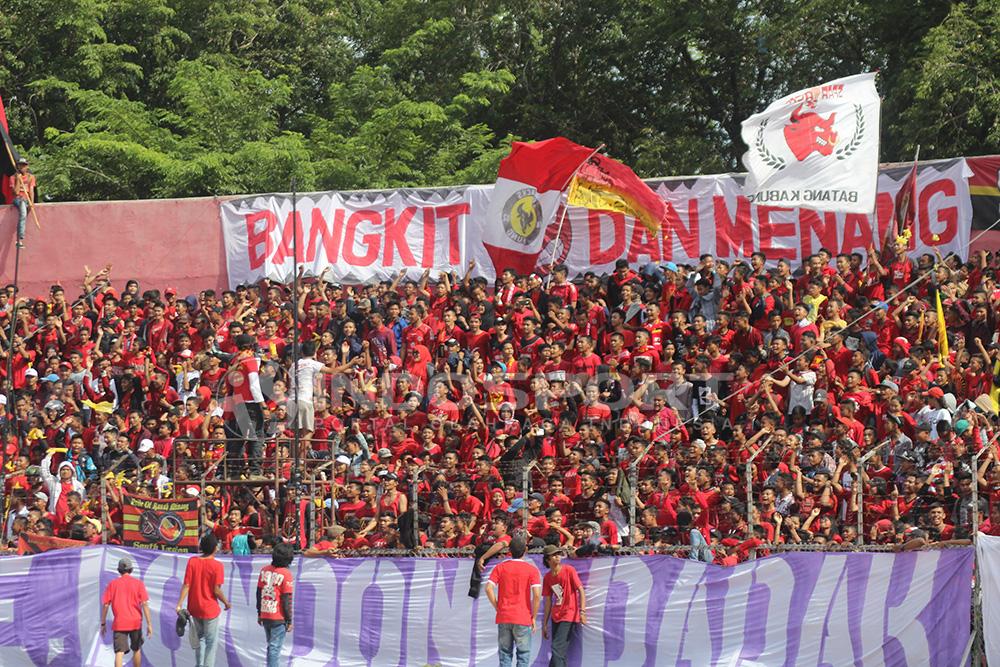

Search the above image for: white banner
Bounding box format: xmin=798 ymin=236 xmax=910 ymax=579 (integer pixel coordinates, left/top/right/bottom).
xmin=978 ymin=533 xmax=1000 ymax=663
xmin=740 ymin=73 xmax=882 ymax=213
xmin=0 ymin=545 xmax=974 ymax=666
xmin=220 ymin=159 xmax=974 ymax=287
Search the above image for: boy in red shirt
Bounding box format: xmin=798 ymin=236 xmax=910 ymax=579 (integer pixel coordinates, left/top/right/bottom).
xmin=541 ymin=545 xmax=587 ymax=667
xmin=100 ymin=557 xmax=152 ymax=667
xmin=176 ymin=532 xmax=231 ymax=667
xmin=485 ymin=537 xmax=541 ymax=667
xmin=257 ymin=542 xmax=295 ymax=667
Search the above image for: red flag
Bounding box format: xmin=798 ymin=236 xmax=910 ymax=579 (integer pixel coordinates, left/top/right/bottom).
xmin=17 ymin=532 xmax=87 ymax=555
xmin=890 ymin=148 xmax=921 ymax=255
xmin=0 ymin=94 xmax=17 ymax=206
xmin=566 ymin=153 xmax=668 ymax=235
xmin=482 ymin=138 xmax=596 ymax=276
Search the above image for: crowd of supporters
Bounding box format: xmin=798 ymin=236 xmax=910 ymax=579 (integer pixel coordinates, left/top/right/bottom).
xmin=2 ymin=239 xmax=999 ymax=564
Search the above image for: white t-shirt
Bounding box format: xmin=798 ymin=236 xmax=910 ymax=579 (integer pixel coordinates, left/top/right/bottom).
xmin=916 ymin=406 xmax=951 ymax=440
xmin=788 ymin=370 xmax=816 ymax=413
xmin=292 ymin=358 xmax=325 ymax=402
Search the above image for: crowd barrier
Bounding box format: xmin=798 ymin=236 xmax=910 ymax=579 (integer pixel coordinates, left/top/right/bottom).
xmin=0 ymin=544 xmax=973 ymax=666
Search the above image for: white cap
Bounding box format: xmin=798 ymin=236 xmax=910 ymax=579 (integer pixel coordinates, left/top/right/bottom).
xmin=137 ymin=439 xmax=154 ymax=453
xmin=24 ymin=368 xmax=38 ymax=378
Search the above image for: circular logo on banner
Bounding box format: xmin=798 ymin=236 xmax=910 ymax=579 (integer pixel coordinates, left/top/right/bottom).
xmin=139 ymin=510 xmax=185 ymax=545
xmin=502 ymin=190 xmax=543 ymax=245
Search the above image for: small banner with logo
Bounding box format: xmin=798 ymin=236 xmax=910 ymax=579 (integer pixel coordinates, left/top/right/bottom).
xmin=740 ymin=72 xmax=881 ymax=213
xmin=122 ymin=493 xmax=199 ymax=552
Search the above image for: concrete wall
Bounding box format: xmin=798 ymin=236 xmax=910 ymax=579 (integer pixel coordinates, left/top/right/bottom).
xmin=0 ymin=196 xmax=228 ymax=298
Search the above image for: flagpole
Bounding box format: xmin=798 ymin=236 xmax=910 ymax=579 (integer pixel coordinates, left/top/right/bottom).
xmin=545 ymin=143 xmax=606 ymax=287
xmin=881 ymin=144 xmax=919 ymax=261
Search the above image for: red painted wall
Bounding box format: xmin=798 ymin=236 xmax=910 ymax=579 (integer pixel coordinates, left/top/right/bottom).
xmin=0 ymin=196 xmax=228 ymax=299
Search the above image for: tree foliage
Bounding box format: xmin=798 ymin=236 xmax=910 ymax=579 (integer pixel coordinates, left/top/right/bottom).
xmin=0 ymin=0 xmax=995 ymax=201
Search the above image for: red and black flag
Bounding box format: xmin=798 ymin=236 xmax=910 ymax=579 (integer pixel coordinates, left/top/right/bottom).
xmin=0 ymin=93 xmax=21 ymax=205
xmin=17 ymin=532 xmax=87 ymax=555
xmin=122 ymin=492 xmax=200 ymax=552
xmin=893 ymin=148 xmax=920 ymax=239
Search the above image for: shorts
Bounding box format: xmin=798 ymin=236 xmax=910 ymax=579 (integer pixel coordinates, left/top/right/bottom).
xmin=294 ymin=399 xmax=315 ymax=430
xmin=113 ymin=629 xmax=143 ymax=654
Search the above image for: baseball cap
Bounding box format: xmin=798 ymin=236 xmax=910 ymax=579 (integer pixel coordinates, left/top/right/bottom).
xmin=34 ymin=491 xmax=48 ymax=502
xmin=24 ymin=368 xmax=38 ymax=378
xmin=377 ymin=448 xmax=392 ymax=458
xmin=924 ymin=387 xmax=944 ymax=400
xmin=138 ymin=439 xmax=154 ymax=453
xmin=41 ymin=374 xmax=60 ymax=383
xmin=335 ymin=454 xmax=351 ymax=465
xmin=879 ymin=380 xmax=899 ymax=392
xmin=178 ymin=349 xmax=193 ymax=359
xmin=327 ymin=525 xmax=347 ymax=538
xmin=117 ymin=557 xmax=134 ymax=573
xmin=529 ymin=492 xmax=546 ymax=504
xmin=954 ymin=419 xmax=971 ymax=435
xmin=663 ymin=262 xmax=678 ymax=273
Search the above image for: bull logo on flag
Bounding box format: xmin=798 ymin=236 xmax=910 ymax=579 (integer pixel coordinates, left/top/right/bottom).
xmin=502 ymin=189 xmax=543 ymax=244
xmin=783 ymin=104 xmax=838 ymax=161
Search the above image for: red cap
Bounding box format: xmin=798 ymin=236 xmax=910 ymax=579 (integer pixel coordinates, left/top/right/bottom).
xmin=924 ymin=387 xmax=944 ymax=400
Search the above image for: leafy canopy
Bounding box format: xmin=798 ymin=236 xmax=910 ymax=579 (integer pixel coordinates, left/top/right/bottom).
xmin=0 ymin=0 xmax=994 ymax=201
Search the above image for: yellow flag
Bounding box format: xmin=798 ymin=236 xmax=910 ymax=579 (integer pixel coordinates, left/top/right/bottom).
xmin=935 ymin=290 xmax=949 ymax=363
xmin=82 ymin=399 xmax=115 ymax=414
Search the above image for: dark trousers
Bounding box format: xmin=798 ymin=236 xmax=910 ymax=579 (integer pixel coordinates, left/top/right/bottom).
xmin=548 ymin=621 xmax=577 ymax=667
xmin=468 ymin=543 xmax=493 ymax=598
xmin=224 ymin=402 xmax=265 ymax=475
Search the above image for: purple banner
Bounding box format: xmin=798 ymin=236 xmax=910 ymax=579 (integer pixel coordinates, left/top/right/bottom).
xmin=0 ymin=546 xmax=973 ymax=666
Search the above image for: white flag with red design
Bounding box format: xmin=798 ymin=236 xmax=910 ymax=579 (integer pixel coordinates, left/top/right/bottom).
xmin=482 ymin=137 xmax=595 ymax=276
xmin=740 ymin=72 xmax=881 ymax=213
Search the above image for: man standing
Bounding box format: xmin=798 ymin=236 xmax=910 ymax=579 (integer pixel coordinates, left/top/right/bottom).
xmin=290 ymin=340 xmax=357 ymax=458
xmin=223 ymin=334 xmax=267 ymax=477
xmin=541 ymin=545 xmax=586 ymax=667
xmin=9 ymin=157 xmax=34 ymax=247
xmin=485 ymin=537 xmax=541 ymax=667
xmin=100 ymin=557 xmax=152 ymax=667
xmin=176 ymin=532 xmax=231 ymax=667
xmin=257 ymin=542 xmax=294 ymax=667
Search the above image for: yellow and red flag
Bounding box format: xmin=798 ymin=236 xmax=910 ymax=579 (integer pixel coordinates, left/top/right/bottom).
xmin=566 ymin=152 xmax=667 ymax=235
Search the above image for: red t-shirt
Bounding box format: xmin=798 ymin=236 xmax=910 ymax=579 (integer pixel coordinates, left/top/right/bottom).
xmin=102 ymin=574 xmax=149 ymax=631
xmin=542 ymin=564 xmax=583 ymax=623
xmin=257 ymin=564 xmax=293 ymax=622
xmin=487 ymin=558 xmax=541 ymax=626
xmin=183 ymin=556 xmax=225 ymax=619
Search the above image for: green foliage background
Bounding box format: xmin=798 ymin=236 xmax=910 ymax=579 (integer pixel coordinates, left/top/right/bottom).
xmin=0 ymin=0 xmax=997 ymax=201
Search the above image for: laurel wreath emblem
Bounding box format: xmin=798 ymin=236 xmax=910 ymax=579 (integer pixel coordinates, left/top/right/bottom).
xmin=835 ymin=104 xmax=865 ymax=160
xmin=754 ymin=119 xmax=787 ymax=171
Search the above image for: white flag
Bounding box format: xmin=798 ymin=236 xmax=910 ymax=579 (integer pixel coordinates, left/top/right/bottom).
xmin=740 ymin=72 xmax=881 ymax=213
